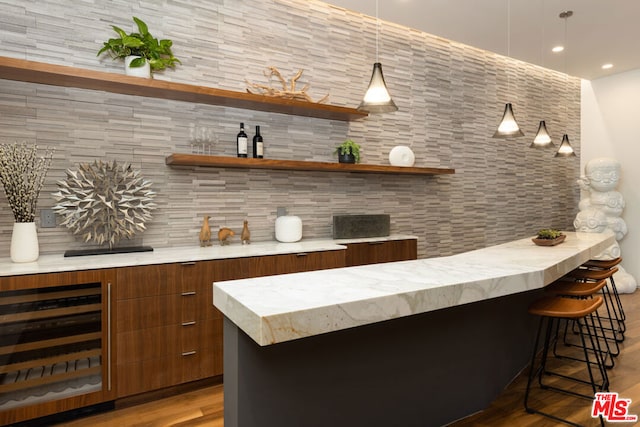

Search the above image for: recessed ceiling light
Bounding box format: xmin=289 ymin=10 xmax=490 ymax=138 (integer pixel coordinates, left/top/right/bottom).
xmin=552 ymin=46 xmax=564 ymax=53
xmin=601 ymin=63 xmax=614 ymax=70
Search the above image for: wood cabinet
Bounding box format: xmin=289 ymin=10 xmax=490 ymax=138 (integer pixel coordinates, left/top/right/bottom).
xmin=0 ymin=240 xmax=413 ymax=423
xmin=0 ymin=269 xmax=116 ymax=426
xmin=249 ymin=250 xmax=345 ymax=277
xmin=114 ymin=261 xmax=222 ymax=398
xmin=344 ymin=239 xmax=417 ymax=267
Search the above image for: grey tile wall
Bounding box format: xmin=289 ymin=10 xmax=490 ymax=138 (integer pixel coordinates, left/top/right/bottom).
xmin=0 ymin=0 xmax=581 ymax=259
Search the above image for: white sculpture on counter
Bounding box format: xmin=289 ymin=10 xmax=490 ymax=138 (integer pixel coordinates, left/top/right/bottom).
xmin=574 ymin=157 xmax=637 ymax=292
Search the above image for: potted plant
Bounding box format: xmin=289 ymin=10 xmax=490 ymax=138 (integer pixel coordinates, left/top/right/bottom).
xmin=0 ymin=142 xmax=54 ymax=262
xmin=532 ymin=228 xmax=566 ymax=246
xmin=334 ymin=139 xmax=361 ymax=164
xmin=97 ymin=16 xmax=181 ymax=77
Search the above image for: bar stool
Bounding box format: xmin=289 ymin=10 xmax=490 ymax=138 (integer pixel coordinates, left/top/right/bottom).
xmin=524 ymin=295 xmax=607 ymax=426
xmin=546 ymin=278 xmax=618 ymax=368
xmin=568 ymin=266 xmax=624 ymax=342
xmin=582 ymin=257 xmax=625 ymax=326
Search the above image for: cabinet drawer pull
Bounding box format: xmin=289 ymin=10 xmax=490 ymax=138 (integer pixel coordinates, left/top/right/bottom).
xmin=368 ymin=241 xmax=385 ymax=245
xmin=296 ymin=252 xmax=308 ymax=257
xmin=182 ymin=350 xmax=197 ymax=356
xmin=182 ymin=321 xmax=197 ymax=326
xmin=181 ymin=262 xmax=196 ymax=266
xmin=181 ymin=291 xmax=197 ymax=296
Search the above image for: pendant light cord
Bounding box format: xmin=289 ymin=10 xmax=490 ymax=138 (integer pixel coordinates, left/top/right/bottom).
xmin=507 ymin=0 xmax=511 ymax=57
xmin=375 ymin=0 xmax=379 ymax=62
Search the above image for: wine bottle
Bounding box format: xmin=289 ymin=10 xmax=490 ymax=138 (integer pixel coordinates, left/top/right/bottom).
xmin=236 ymin=122 xmax=248 ymax=158
xmin=253 ymin=125 xmax=264 ymax=159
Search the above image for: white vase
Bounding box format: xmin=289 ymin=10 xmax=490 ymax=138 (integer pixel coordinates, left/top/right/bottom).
xmin=125 ymin=55 xmax=151 ymax=78
xmin=10 ymin=222 xmax=39 ymax=263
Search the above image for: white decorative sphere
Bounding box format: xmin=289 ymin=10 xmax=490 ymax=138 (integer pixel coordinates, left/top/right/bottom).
xmin=389 ymin=146 xmax=415 ymax=167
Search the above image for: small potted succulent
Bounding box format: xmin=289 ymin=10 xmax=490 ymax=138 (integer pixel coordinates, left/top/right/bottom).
xmin=532 ymin=228 xmax=566 ymax=246
xmin=97 ymin=16 xmax=181 ymax=78
xmin=334 ymin=139 xmax=361 ymax=164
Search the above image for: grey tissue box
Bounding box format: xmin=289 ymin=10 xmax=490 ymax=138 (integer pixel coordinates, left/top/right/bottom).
xmin=332 ymin=214 xmax=390 ymax=239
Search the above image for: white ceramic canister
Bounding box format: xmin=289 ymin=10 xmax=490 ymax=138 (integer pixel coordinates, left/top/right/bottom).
xmin=275 ymin=215 xmax=302 ymax=242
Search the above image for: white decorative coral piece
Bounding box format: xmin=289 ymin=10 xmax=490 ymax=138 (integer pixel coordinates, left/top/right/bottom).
xmin=53 ymin=160 xmax=156 ymax=249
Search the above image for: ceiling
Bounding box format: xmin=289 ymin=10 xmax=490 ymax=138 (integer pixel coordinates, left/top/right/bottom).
xmin=325 ymin=0 xmax=640 ymax=80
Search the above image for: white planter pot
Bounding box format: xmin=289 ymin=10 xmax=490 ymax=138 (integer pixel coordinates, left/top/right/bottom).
xmin=10 ymin=222 xmax=39 ymax=263
xmin=125 ymin=55 xmax=151 ymax=78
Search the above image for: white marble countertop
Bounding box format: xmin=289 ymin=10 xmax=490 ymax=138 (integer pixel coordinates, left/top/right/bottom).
xmin=213 ymin=231 xmax=616 ymax=346
xmin=0 ymin=234 xmax=416 ymax=277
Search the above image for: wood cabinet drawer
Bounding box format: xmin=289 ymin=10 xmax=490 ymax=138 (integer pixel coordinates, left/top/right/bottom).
xmin=116 ymin=264 xmax=177 ymax=299
xmin=117 ymin=318 xmax=220 ymax=364
xmin=116 ymin=345 xmax=222 ymax=397
xmin=249 ymin=250 xmax=345 ymax=277
xmin=345 ymin=239 xmax=417 ymax=266
xmin=115 ymin=261 xmax=215 ymax=300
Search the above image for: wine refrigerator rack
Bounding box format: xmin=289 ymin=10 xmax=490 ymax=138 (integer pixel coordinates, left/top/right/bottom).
xmin=0 ymin=282 xmax=103 ymax=410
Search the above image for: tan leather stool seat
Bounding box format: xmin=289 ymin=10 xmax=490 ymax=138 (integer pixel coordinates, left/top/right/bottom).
xmin=546 ymin=278 xmax=606 ymax=298
xmin=582 ymin=257 xmax=622 ymax=270
xmin=528 ymin=295 xmax=603 ymax=318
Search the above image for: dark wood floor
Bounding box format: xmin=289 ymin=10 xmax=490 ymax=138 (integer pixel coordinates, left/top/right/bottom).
xmin=57 ymin=291 xmax=640 ymax=427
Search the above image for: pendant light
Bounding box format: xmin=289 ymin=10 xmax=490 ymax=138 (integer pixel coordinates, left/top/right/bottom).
xmin=531 ymin=0 xmax=554 ymax=149
xmin=555 ymin=134 xmax=575 ymax=157
xmin=554 ymin=10 xmax=576 ymax=157
xmin=531 ymin=120 xmax=553 ymax=148
xmin=357 ymin=0 xmax=398 ymax=114
xmin=493 ymin=0 xmax=524 ymax=138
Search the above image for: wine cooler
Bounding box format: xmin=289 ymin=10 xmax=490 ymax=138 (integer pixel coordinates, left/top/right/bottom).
xmin=0 ymin=282 xmax=104 ymax=411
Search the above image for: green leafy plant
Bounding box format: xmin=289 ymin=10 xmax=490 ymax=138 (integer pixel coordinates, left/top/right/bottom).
xmin=334 ymin=139 xmax=361 ymax=163
xmin=97 ymin=16 xmax=180 ymax=73
xmin=536 ymin=228 xmax=564 ymax=239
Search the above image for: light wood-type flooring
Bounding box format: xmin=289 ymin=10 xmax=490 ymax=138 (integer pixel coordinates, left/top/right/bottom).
xmin=56 ymin=291 xmax=640 ymax=427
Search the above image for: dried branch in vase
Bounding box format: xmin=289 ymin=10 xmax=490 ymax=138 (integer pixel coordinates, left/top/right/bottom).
xmin=0 ymin=142 xmax=54 ymax=223
xmin=246 ymin=66 xmax=329 ymax=103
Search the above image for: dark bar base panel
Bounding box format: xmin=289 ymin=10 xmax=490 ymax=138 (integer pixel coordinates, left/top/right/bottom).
xmin=224 ymin=289 xmax=543 ymax=427
xmin=64 ymin=246 xmax=153 ymax=257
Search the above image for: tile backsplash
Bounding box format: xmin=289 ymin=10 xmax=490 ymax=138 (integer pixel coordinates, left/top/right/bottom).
xmin=0 ymin=0 xmax=580 ymax=259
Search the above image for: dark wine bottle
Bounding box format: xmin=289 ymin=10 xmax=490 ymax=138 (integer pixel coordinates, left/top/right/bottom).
xmin=253 ymin=125 xmax=264 ymax=159
xmin=237 ymin=123 xmax=248 ymax=158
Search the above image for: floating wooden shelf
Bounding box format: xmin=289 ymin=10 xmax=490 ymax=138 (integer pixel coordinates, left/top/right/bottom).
xmin=165 ymin=154 xmax=455 ymax=176
xmin=0 ymin=56 xmax=367 ymax=121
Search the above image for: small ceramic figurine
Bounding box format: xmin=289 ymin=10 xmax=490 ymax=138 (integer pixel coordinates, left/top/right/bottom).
xmin=218 ymin=227 xmax=235 ymax=245
xmin=241 ymin=220 xmax=251 ymax=245
xmin=199 ymin=215 xmax=212 ymax=247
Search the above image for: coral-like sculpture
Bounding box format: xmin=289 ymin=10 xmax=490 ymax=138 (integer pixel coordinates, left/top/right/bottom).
xmin=53 ymin=160 xmax=156 ymax=249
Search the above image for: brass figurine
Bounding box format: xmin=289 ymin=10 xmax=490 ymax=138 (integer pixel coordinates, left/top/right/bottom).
xmin=241 ymin=220 xmax=251 ymax=245
xmin=199 ymin=215 xmax=212 ymax=247
xmin=218 ymin=227 xmax=235 ymax=245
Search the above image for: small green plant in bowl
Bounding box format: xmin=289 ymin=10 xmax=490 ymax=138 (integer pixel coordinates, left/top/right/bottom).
xmin=532 ymin=229 xmax=566 ymax=246
xmin=536 ymin=229 xmax=564 ymax=239
xmin=334 ymin=139 xmax=361 ymax=164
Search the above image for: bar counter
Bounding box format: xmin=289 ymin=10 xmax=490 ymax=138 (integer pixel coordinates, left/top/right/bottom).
xmin=215 ymin=231 xmax=615 ymax=427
